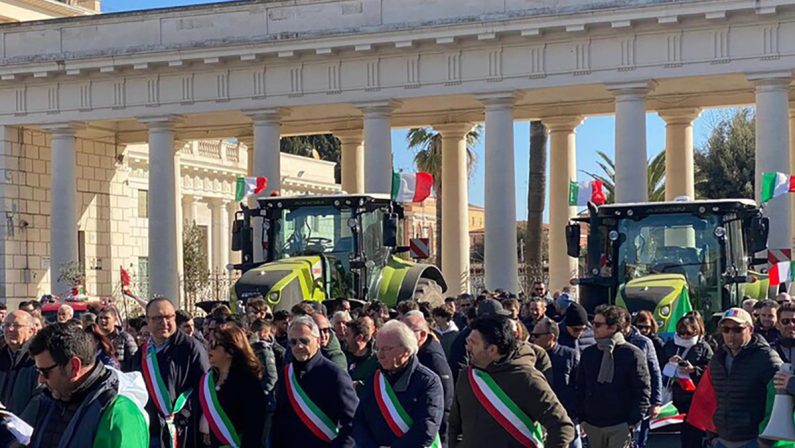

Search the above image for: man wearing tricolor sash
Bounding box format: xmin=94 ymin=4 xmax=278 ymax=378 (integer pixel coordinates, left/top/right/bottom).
xmin=449 ymin=315 xmax=575 ymax=448
xmin=353 ymin=320 xmax=444 ymax=447
xmin=132 ymin=298 xmax=209 ymax=448
xmin=272 ymin=315 xmax=358 ymax=447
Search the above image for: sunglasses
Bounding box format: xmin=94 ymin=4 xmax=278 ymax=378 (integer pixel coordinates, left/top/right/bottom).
xmin=289 ymin=337 xmax=311 ymax=346
xmin=720 ymin=326 xmax=747 ymax=334
xmin=781 ymin=318 xmax=795 ymax=326
xmin=36 ymin=363 xmax=60 ymax=379
xmin=209 ymin=340 xmax=227 ymax=350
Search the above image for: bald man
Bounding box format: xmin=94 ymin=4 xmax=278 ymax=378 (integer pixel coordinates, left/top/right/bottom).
xmin=0 ymin=310 xmax=39 ymax=415
xmin=403 ymin=311 xmax=454 ymax=446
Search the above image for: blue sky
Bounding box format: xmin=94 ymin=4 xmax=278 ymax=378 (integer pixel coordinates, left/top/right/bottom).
xmin=104 ymin=1 xmax=738 ymax=222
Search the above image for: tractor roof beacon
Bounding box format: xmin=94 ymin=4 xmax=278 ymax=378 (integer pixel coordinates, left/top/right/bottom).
xmin=567 ymin=198 xmax=769 ymax=333
xmin=229 ymin=194 xmax=447 ymax=312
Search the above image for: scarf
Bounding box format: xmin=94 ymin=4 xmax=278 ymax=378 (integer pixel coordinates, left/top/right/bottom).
xmin=596 ymin=332 xmax=625 ymax=384
xmin=674 ymin=334 xmax=699 ymax=350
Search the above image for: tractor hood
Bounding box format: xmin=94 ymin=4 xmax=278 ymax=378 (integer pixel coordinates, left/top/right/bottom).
xmin=233 ymin=256 xmax=324 ymax=312
xmin=617 ymin=273 xmax=687 ymax=314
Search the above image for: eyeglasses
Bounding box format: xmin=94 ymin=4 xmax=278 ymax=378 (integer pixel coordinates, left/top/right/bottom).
xmin=36 ymin=363 xmax=60 ymax=379
xmin=782 ymin=318 xmax=795 ymax=326
xmin=720 ymin=326 xmax=747 ymax=334
xmin=147 ymin=314 xmax=175 ymax=323
xmin=209 ymin=340 xmax=227 ymax=350
xmin=4 ymin=322 xmax=30 ymax=330
xmin=289 ymin=337 xmax=311 ymax=346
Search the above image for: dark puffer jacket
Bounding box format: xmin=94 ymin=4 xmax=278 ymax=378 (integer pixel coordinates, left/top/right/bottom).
xmin=710 ymin=334 xmax=781 ymax=442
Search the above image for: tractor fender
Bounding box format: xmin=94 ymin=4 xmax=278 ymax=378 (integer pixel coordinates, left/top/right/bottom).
xmin=376 ymin=256 xmax=448 ymax=307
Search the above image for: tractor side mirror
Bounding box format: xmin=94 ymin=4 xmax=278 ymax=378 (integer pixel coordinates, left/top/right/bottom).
xmin=749 ymin=216 xmax=769 ymax=254
xmin=231 ymin=218 xmax=243 ymax=252
xmin=566 ymin=223 xmax=581 ymax=258
xmin=383 ymin=213 xmax=398 ymax=248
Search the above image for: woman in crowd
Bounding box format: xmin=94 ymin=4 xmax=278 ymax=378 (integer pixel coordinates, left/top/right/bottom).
xmin=633 ymin=310 xmax=667 ymax=368
xmin=197 ymin=322 xmax=268 ymax=448
xmin=661 ymin=314 xmax=713 ymax=448
xmin=85 ymin=323 xmax=120 ymax=369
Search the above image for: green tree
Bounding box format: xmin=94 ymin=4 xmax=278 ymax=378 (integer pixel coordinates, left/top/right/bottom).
xmin=581 ymin=150 xmax=666 ymax=203
xmin=406 ymin=125 xmax=481 ymax=267
xmin=694 ymin=108 xmax=755 ymax=199
xmin=526 ymin=121 xmax=547 ymax=290
xmin=183 ymin=223 xmax=209 ymax=308
xmin=280 ymin=134 xmax=342 ymax=183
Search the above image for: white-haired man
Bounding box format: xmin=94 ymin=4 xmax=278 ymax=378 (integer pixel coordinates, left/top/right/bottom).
xmin=57 ymin=304 xmax=74 ymax=323
xmin=272 ymin=315 xmax=358 ymax=448
xmin=353 ymin=319 xmax=444 ymax=447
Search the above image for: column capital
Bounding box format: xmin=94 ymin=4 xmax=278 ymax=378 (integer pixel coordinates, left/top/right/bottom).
xmin=44 ymin=122 xmax=84 ymax=137
xmin=748 ymin=71 xmax=792 ymax=91
xmin=138 ymin=115 xmax=184 ymax=130
xmin=658 ymin=107 xmax=702 ymax=125
xmin=244 ymin=108 xmax=289 ymax=123
xmin=606 ymin=80 xmax=657 ymax=97
xmin=433 ymin=122 xmax=475 ymax=139
xmin=477 ymin=92 xmax=517 ymax=110
xmin=357 ymin=101 xmax=399 ymax=117
xmin=333 ymin=128 xmax=363 ymax=143
xmin=542 ymin=115 xmax=584 ymax=132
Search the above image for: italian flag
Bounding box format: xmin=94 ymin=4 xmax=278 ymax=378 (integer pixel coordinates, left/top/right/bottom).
xmin=568 ymin=180 xmax=606 ymax=206
xmin=650 ymin=402 xmax=685 ymax=430
xmin=761 ymin=172 xmax=795 ymax=203
xmin=769 ymin=260 xmax=794 ymax=287
xmin=235 ymin=176 xmax=267 ymax=201
xmin=391 ymin=172 xmax=433 ymax=203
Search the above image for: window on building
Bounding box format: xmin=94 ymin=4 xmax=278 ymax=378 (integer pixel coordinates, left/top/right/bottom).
xmin=138 ymin=190 xmax=149 ymax=218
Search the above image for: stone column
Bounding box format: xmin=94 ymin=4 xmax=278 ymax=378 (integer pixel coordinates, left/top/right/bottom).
xmin=659 ymin=108 xmax=701 ymax=201
xmin=47 ymin=124 xmax=78 ymax=295
xmin=182 ymin=195 xmax=195 ymax=226
xmin=481 ymin=94 xmax=519 ymax=292
xmin=361 ymin=104 xmax=393 ymax=194
xmin=141 ymin=117 xmax=179 ymax=303
xmin=751 ymin=73 xmax=792 ymax=255
xmin=608 ymin=81 xmax=655 ymax=203
xmin=545 ymin=116 xmax=583 ymax=293
xmin=435 ymin=122 xmax=473 ymax=295
xmin=210 ymin=199 xmax=230 ymax=271
xmin=335 ymin=128 xmax=365 ymax=193
xmin=248 ymin=110 xmax=283 ymax=195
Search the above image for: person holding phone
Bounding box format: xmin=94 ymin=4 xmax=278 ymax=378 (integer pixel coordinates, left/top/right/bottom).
xmin=661 ymin=315 xmax=713 ymax=448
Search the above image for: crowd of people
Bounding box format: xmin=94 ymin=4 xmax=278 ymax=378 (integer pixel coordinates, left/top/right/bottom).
xmin=0 ymin=282 xmax=790 ymax=447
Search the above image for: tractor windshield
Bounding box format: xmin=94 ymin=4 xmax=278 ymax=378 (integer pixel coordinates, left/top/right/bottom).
xmin=616 ymin=213 xmax=722 ymax=304
xmin=274 ymin=205 xmax=354 ymax=260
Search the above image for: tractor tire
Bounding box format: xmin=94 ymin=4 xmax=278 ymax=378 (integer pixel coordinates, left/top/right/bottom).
xmin=413 ymin=278 xmax=445 ymax=308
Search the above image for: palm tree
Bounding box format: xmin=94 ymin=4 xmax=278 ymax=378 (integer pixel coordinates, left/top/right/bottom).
xmin=406 ymin=125 xmax=481 ymax=267
xmin=580 ymin=150 xmax=666 ymax=203
xmin=526 ymin=121 xmax=547 ymax=288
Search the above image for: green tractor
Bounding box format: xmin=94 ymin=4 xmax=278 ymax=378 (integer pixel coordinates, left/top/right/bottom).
xmin=566 ymin=199 xmax=770 ymax=336
xmin=229 ymin=194 xmax=447 ymax=312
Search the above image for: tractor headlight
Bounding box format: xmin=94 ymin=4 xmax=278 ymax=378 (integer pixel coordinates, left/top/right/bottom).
xmin=714 ymin=226 xmax=726 ymax=239
xmin=660 ymin=305 xmax=671 ymax=317
xmin=608 ymin=230 xmax=619 ymax=241
xmin=268 ymin=292 xmax=279 ymax=303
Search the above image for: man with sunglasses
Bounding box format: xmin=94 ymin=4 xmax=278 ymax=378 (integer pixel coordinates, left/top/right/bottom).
xmin=709 ymin=307 xmax=782 ymax=448
xmin=27 ymin=322 xmax=149 ymax=447
xmin=771 ymin=302 xmax=795 ymax=363
xmin=309 ymin=312 xmax=348 ymax=370
xmin=273 ymin=315 xmax=358 ymax=447
xmin=131 ymin=297 xmax=209 ymax=448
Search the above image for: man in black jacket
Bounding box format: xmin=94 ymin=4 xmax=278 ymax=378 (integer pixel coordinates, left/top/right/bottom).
xmin=404 ymin=311 xmax=454 ymax=447
xmin=575 ymin=305 xmax=650 ymax=448
xmin=712 ymin=308 xmax=781 ymax=448
xmin=532 ymin=317 xmax=579 ymax=421
xmin=131 ymin=297 xmax=209 ymax=448
xmin=0 ymin=310 xmax=38 ymax=416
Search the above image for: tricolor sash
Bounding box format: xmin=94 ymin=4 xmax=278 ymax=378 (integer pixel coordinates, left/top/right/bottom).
xmin=198 ymin=370 xmax=241 ymax=448
xmin=141 ymin=341 xmax=192 ymax=448
xmin=468 ymin=367 xmax=545 ymax=448
xmin=284 ymin=363 xmax=339 ymax=443
xmin=373 ymin=370 xmax=441 ymax=448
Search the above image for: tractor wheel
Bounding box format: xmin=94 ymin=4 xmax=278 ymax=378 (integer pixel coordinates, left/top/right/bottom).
xmin=413 ymin=278 xmax=445 ymax=308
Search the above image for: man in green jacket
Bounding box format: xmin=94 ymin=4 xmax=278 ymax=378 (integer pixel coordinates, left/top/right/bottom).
xmin=449 ymin=315 xmax=575 ymax=448
xmin=28 ymin=322 xmax=148 ymax=448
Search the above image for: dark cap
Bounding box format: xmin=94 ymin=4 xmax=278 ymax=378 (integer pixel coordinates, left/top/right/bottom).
xmin=565 ymin=302 xmax=588 ymax=327
xmin=477 ymin=298 xmax=512 ymax=318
